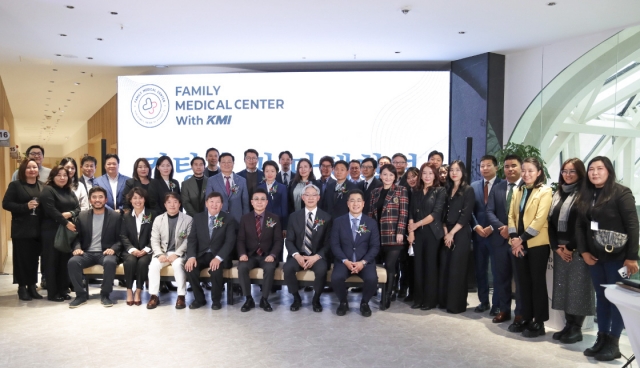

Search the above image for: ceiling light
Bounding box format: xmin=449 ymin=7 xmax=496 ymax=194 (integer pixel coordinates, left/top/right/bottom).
xmin=59 ymin=34 xmax=67 ymax=37
xmin=71 ymin=92 xmax=75 ymax=94
xmin=459 ymin=31 xmax=466 ymax=34
xmin=66 ymin=5 xmax=74 ymax=9
xmin=53 ymin=69 xmax=58 ymax=71
xmin=110 ymin=11 xmax=118 ymax=15
xmin=74 ymin=82 xmax=80 ymax=85
xmin=81 ymin=71 xmax=85 ymax=74
xmin=395 ymin=51 xmax=401 ymax=54
xmin=547 ymin=2 xmax=556 ymax=5
xmin=61 ymin=110 xmax=65 ymax=113
xmin=96 ymin=38 xmax=103 ymax=41
xmin=155 ymin=65 xmax=168 ymax=68
xmin=48 ymin=90 xmax=52 ymax=92
xmin=50 ymin=81 xmax=54 ymax=83
xmin=87 ymin=57 xmax=93 ymax=60
xmin=67 ymin=99 xmax=71 ymax=101
xmin=55 ymin=54 xmax=61 ymax=57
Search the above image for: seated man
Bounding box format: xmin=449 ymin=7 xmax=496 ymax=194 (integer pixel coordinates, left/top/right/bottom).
xmin=236 ymin=188 xmax=283 ymax=312
xmin=331 ymin=189 xmax=380 ymax=317
xmin=147 ymin=193 xmax=192 ymax=310
xmin=185 ymin=192 xmax=237 ymax=310
xmin=68 ymin=187 xmax=122 ymax=308
xmin=284 ymin=184 xmax=332 ymax=312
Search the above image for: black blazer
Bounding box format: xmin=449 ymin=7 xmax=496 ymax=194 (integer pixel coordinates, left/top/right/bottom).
xmin=149 ymin=177 xmax=181 ymax=214
xmin=186 ymin=211 xmax=237 ymax=261
xmin=276 ymin=171 xmax=295 ymax=186
xmin=443 ymin=186 xmax=475 ymax=229
xmin=320 ymin=180 xmax=357 ymax=218
xmin=120 ymin=208 xmax=158 ymax=253
xmin=576 ymin=183 xmax=639 ymax=261
xmin=409 ymin=186 xmax=446 ymax=240
xmin=315 ymin=177 xmax=336 ymax=197
xmin=359 ymin=177 xmax=382 ymax=215
xmin=285 ymin=208 xmax=332 ymax=259
xmin=73 ymin=209 xmax=123 ymax=254
xmin=2 ymin=181 xmax=43 ymax=239
xmin=237 ymin=211 xmax=283 ymax=257
xmin=122 ymin=178 xmax=154 ymax=210
xmin=40 ymin=185 xmax=80 ymax=231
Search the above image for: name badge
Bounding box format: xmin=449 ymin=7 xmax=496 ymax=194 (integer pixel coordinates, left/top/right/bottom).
xmin=591 ymin=221 xmax=599 ymax=231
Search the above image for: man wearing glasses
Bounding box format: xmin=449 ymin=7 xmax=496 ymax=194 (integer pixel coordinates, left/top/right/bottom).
xmin=238 ymin=148 xmax=264 ymax=208
xmin=12 ymin=145 xmax=51 ymax=183
xmin=205 ymin=152 xmax=249 ymax=224
xmin=359 ymin=157 xmax=382 ymax=215
xmin=391 ymin=153 xmax=409 ymax=189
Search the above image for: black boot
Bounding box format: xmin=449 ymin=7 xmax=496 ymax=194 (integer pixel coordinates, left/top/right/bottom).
xmin=595 ymin=334 xmax=621 ymax=361
xmin=584 ymin=331 xmax=607 ymax=357
xmin=18 ymin=285 xmax=32 ymax=301
xmin=560 ymin=315 xmax=584 ymax=344
xmin=27 ymin=284 xmax=43 ymax=299
xmin=384 ymin=289 xmax=392 ymax=309
xmin=553 ymin=313 xmax=572 ymax=340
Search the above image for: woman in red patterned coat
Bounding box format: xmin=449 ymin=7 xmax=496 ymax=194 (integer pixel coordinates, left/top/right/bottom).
xmin=368 ymin=164 xmax=409 ymax=308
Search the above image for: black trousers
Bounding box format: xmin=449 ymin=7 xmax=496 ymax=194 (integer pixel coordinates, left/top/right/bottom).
xmin=399 ymin=242 xmax=414 ymax=293
xmin=493 ymin=240 xmax=522 ymax=314
xmin=238 ymin=255 xmax=277 ymax=299
xmin=382 ymin=246 xmax=402 ymax=295
xmin=438 ymin=227 xmax=471 ymax=313
xmin=514 ymin=245 xmax=550 ymax=322
xmin=332 ymin=262 xmax=378 ymax=304
xmin=122 ymin=253 xmax=152 ymax=289
xmin=41 ymin=228 xmax=70 ymax=298
xmin=283 ymin=256 xmax=328 ymax=295
xmin=413 ymin=227 xmax=440 ymax=308
xmin=68 ymin=252 xmax=118 ymax=298
xmin=12 ymin=238 xmax=41 ymax=286
xmin=186 ymin=253 xmax=226 ymax=304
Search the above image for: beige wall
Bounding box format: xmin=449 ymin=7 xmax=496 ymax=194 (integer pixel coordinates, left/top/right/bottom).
xmin=0 ymin=76 xmax=16 ymax=272
xmin=87 ymin=94 xmax=117 ymax=174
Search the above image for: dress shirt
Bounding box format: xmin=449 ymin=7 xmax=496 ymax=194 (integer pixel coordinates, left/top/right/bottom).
xmin=292 ymin=207 xmax=318 ymax=257
xmin=281 ymin=170 xmax=293 ymax=185
xmin=363 ymin=177 xmax=375 ymax=190
xmin=128 ymin=209 xmax=152 ymax=254
xmin=108 ymin=174 xmax=120 ymax=208
xmin=484 ymin=176 xmax=497 ymax=194
xmin=507 ymin=178 xmax=522 ymax=199
xmin=82 ymin=175 xmax=94 ymax=189
xmin=222 ymin=173 xmax=235 ymax=187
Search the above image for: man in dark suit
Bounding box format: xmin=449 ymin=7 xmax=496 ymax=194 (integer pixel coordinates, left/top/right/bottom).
xmin=93 ymin=153 xmax=130 ymax=212
xmin=205 ymin=152 xmax=249 ymax=225
xmin=236 ymin=188 xmax=283 ymax=312
xmin=237 ymin=149 xmax=264 ymax=204
xmin=185 ymin=192 xmax=237 ymax=310
xmin=486 ymin=154 xmax=524 ymax=329
xmin=67 ymin=187 xmax=122 ymax=308
xmin=359 ymin=157 xmax=382 ymax=215
xmin=392 ymin=153 xmax=409 ymax=188
xmin=204 ymin=147 xmax=220 ymax=178
xmin=79 ymin=155 xmax=97 ymax=194
xmin=276 ymin=150 xmax=294 ymax=187
xmin=348 ymin=159 xmax=362 ymax=184
xmin=331 ymin=189 xmax=380 ymax=317
xmin=470 ymin=155 xmax=502 ymax=315
xmin=284 ymin=183 xmax=332 ymax=312
xmin=182 ymin=157 xmax=209 ymax=217
xmin=316 ymin=156 xmax=336 ymax=197
xmin=321 ymin=160 xmax=356 ymax=217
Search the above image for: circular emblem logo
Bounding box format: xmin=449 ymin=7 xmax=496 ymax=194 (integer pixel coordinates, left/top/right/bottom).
xmin=131 ymin=84 xmax=170 ymax=128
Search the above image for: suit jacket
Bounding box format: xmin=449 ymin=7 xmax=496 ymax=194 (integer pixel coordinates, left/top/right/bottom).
xmin=285 ymin=207 xmax=332 ymax=259
xmin=120 ymin=208 xmax=158 ymax=253
xmin=238 ymin=169 xmax=264 ymax=184
xmin=181 ymin=175 xmax=209 ymax=217
xmin=276 ymin=170 xmax=295 ymax=186
xmin=186 ymin=211 xmax=237 ymax=261
xmin=331 ymin=214 xmax=380 ymax=265
xmin=93 ymin=173 xmax=131 ymax=210
xmin=257 ymin=181 xmax=288 ymax=229
xmin=507 ymin=185 xmax=552 ymax=248
xmin=471 ymin=177 xmax=502 ymax=243
xmin=409 ymin=187 xmax=446 ymax=240
xmin=320 ymin=180 xmax=357 ymax=218
xmin=359 ymin=177 xmax=382 ymax=215
xmin=315 ymin=177 xmax=336 ymax=197
xmin=237 ymin=211 xmax=283 ymax=258
xmin=150 ymin=212 xmax=193 ymax=258
xmin=149 ymin=177 xmax=181 ymax=214
xmin=2 ymin=180 xmax=43 ymax=239
xmin=73 ymin=209 xmax=122 ymax=254
xmin=367 ymin=184 xmax=409 ymax=246
xmin=485 ymin=180 xmax=515 ymax=247
xmin=205 ymin=173 xmax=249 ymax=224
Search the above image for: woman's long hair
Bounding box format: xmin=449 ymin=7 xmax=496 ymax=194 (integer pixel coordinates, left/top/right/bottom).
xmin=416 ymin=162 xmax=440 ymax=192
xmin=577 ymin=156 xmax=617 ymax=213
xmin=153 ymin=156 xmax=174 ymax=181
xmin=445 ymin=160 xmax=468 ymax=197
xmin=59 ymin=157 xmax=79 ymax=190
xmin=292 ymin=158 xmax=316 ymax=185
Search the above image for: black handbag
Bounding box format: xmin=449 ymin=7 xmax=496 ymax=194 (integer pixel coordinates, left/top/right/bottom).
xmin=54 ymin=216 xmax=77 ymax=253
xmin=593 ymin=229 xmax=628 ymax=254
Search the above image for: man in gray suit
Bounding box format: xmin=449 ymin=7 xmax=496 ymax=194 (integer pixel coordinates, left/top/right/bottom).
xmin=182 ymin=157 xmax=208 ymax=217
xmin=205 ymin=152 xmax=249 ymax=225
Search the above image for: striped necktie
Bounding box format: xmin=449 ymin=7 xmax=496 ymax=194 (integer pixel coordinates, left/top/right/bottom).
xmin=302 ymin=212 xmax=314 ymax=255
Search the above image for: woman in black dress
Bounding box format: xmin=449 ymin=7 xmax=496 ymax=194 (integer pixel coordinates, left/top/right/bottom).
xmin=40 ymin=165 xmax=80 ymax=302
xmin=122 ymin=158 xmax=154 ymax=211
xmin=149 ymin=155 xmax=180 ymax=214
xmin=439 ymin=160 xmax=474 ymax=313
xmin=407 ymin=163 xmax=445 ymax=310
xmin=2 ymin=159 xmax=44 ymax=300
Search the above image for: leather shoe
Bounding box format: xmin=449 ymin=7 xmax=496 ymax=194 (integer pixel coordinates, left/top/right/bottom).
xmin=304 ymin=286 xmax=313 ymax=292
xmin=47 ymin=296 xmax=64 ymax=302
xmin=189 ymin=300 xmax=205 ymax=309
xmin=474 ymin=303 xmax=490 ymax=313
xmin=260 ymin=297 xmax=272 ymax=312
xmin=146 ymin=295 xmax=160 ymax=309
xmin=508 ymin=318 xmax=528 ymax=333
xmin=336 ymin=301 xmax=349 ymax=316
xmin=522 ymin=322 xmax=545 ymax=338
xmin=60 ymin=294 xmax=71 ymax=301
xmin=492 ymin=312 xmax=511 ymax=323
xmin=489 ymin=306 xmax=500 ymax=316
xmin=420 ymin=305 xmax=432 ymax=311
xmin=410 ymin=303 xmax=423 ymax=309
xmin=175 ymin=295 xmax=186 ymax=309
xmin=160 ymin=283 xmax=170 ymax=294
xmin=360 ymin=303 xmax=372 ymax=317
xmin=290 ymin=297 xmax=302 ymax=312
xmin=126 ymin=300 xmax=134 ymax=306
xmin=211 ymin=301 xmax=222 ymax=310
xmin=241 ymin=297 xmax=255 ymax=312
xmin=27 ymin=285 xmax=43 ymax=299
xmin=312 ymin=301 xmax=323 ymax=312
xmin=134 ymin=301 xmax=142 ymax=306
xmin=350 ymin=287 xmax=363 ymax=293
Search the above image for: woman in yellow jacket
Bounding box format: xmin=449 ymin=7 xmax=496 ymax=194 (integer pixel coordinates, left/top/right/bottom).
xmin=508 ymin=157 xmax=553 ymax=338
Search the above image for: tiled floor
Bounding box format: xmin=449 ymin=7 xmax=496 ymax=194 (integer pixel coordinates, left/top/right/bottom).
xmin=0 ymin=243 xmax=635 ymax=368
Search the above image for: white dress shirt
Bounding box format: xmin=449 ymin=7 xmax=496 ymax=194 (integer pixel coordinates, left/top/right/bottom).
xmin=129 ymin=209 xmax=152 ymax=254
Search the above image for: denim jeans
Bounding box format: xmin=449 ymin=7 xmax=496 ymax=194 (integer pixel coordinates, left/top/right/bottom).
xmin=589 ymin=259 xmax=625 ymax=338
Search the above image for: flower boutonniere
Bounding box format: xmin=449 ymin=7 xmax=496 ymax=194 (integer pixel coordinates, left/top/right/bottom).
xmin=230 ymin=183 xmax=239 ymax=195
xmin=170 ymin=182 xmax=176 ymax=192
xmin=213 ymin=217 xmax=224 ymax=229
xmin=266 ymin=217 xmax=277 ymax=228
xmin=178 ymin=229 xmax=188 ymax=240
xmin=268 ymin=184 xmax=277 ymax=199
xmin=335 ymin=184 xmax=348 ymax=199
xmin=356 ymin=224 xmax=370 ymax=235
xmin=141 ymin=214 xmax=152 ymax=225
xmin=313 ymin=218 xmax=325 ymax=231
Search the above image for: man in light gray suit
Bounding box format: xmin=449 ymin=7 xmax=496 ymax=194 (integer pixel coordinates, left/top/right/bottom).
xmin=182 ymin=157 xmax=209 ymax=217
xmin=205 ymin=152 xmax=249 ymax=225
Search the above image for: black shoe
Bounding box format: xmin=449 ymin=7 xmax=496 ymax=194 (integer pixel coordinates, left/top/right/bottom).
xmin=351 ymin=287 xmax=363 ymax=293
xmin=40 ymin=278 xmax=47 ymax=289
xmin=27 ymin=285 xmax=43 ymax=299
xmin=290 ymin=294 xmax=302 ymax=311
xmin=552 ymin=324 xmax=571 ymax=340
xmin=584 ymin=331 xmax=608 ymax=357
xmin=398 ymin=288 xmax=408 ymax=298
xmin=241 ymin=297 xmax=255 ymax=312
xmin=160 ymin=283 xmax=170 ymax=293
xmin=594 ymin=335 xmax=621 ymax=361
xmin=47 ymin=295 xmax=64 ymax=302
xmin=312 ymin=301 xmax=323 ymax=312
xmin=18 ymin=286 xmax=32 ymax=301
xmin=489 ymin=306 xmax=500 ymax=316
xmin=404 ymin=294 xmax=414 ymax=302
xmin=360 ymin=303 xmax=372 ymax=317
xmin=474 ymin=303 xmax=490 ymax=313
xmin=390 ymin=291 xmax=397 ymax=302
xmin=203 ymin=282 xmax=212 ymax=290
xmin=189 ymin=300 xmax=205 ymax=309
xmin=211 ymin=301 xmax=222 ymax=310
xmin=100 ymin=295 xmax=114 ymax=307
xmin=560 ymin=324 xmax=583 ymax=344
xmin=165 ymin=282 xmax=177 ymax=291
xmin=337 ymin=302 xmax=349 ymax=316
xmin=522 ymin=322 xmax=545 ymax=338
xmin=60 ymin=293 xmax=72 ymax=301
xmin=420 ymin=305 xmax=432 ymax=311
xmin=323 ymin=286 xmax=333 ymax=292
xmin=410 ymin=303 xmax=423 ymax=309
xmin=508 ymin=319 xmax=528 ymax=333
xmin=69 ymin=297 xmax=87 ymax=308
xmin=304 ymin=286 xmax=313 ymax=292
xmin=260 ymin=297 xmax=272 ymax=312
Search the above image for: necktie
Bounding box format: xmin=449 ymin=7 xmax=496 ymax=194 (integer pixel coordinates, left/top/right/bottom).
xmin=351 ymin=218 xmax=358 ymax=262
xmin=209 ymin=216 xmax=214 ymax=238
xmin=255 ymin=215 xmax=263 ymax=255
xmin=519 ymin=187 xmax=528 ymax=212
xmin=364 ymin=181 xmax=368 ymax=191
xmin=506 ymin=183 xmax=515 ymax=213
xmin=225 ymin=176 xmax=231 ymax=196
xmin=484 ymin=181 xmax=489 ymax=204
xmin=302 ymin=212 xmax=314 ymax=255
xmin=321 ymin=179 xmax=327 ymax=195
xmin=283 ymin=173 xmax=288 ymax=186
xmin=88 ymin=177 xmax=94 ymax=186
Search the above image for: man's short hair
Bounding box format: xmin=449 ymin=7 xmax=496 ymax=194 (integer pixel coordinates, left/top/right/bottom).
xmin=252 ymin=187 xmax=268 ymax=198
xmin=278 ymin=151 xmax=293 ymax=160
xmin=480 ymin=155 xmax=498 ymax=167
xmin=164 ymin=192 xmax=182 ymax=204
xmin=89 ymin=186 xmax=107 ymax=198
xmin=244 ymin=149 xmax=259 ymax=158
xmin=205 ymin=148 xmax=220 ymax=157
xmin=334 ymin=160 xmax=348 ymax=170
xmin=347 ymin=189 xmax=365 ymax=201
xmin=104 ymin=153 xmax=120 ymax=164
xmin=319 ymin=156 xmax=334 ymax=167
xmin=81 ymin=155 xmax=97 ymax=166
xmin=362 ymin=157 xmax=377 ymax=170
xmin=349 ymin=159 xmax=361 ymax=167
xmin=26 ymin=145 xmax=45 ymax=156
xmin=504 ymin=154 xmax=523 ymax=165
xmin=392 ymin=153 xmax=407 ymax=162
xmin=206 ymin=191 xmax=224 ymax=203
xmin=219 ymin=152 xmax=234 ymax=162
xmin=428 ymin=150 xmax=444 ymax=162
xmin=190 ymin=156 xmax=205 ymax=166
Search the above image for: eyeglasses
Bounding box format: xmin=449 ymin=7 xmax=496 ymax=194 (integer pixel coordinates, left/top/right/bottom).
xmin=561 ymin=170 xmax=577 ymax=175
xmin=361 ymin=165 xmax=374 ymax=169
xmin=29 ymin=152 xmax=43 ymax=157
xmin=245 ymin=157 xmax=258 ymax=162
xmin=392 ymin=161 xmax=406 ymax=165
xmin=320 ymin=164 xmax=333 ymax=169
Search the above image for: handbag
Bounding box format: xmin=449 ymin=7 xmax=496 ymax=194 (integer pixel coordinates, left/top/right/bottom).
xmin=593 ymin=229 xmax=628 ymax=254
xmin=54 ymin=216 xmax=77 ymax=253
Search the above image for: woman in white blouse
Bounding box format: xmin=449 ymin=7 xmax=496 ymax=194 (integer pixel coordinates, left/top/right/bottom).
xmin=60 ymin=157 xmax=89 ymax=211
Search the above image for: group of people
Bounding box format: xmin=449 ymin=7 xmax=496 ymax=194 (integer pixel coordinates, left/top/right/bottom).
xmin=3 ymin=145 xmax=639 ymax=363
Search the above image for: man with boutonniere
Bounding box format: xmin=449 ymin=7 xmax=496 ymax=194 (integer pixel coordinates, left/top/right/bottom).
xmin=236 ymin=188 xmax=283 ymax=312
xmin=331 ymin=189 xmax=380 ymax=317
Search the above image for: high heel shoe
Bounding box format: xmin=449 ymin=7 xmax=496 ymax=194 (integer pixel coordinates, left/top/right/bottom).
xmin=134 ymin=301 xmax=142 ymax=306
xmin=126 ymin=300 xmax=134 ymax=306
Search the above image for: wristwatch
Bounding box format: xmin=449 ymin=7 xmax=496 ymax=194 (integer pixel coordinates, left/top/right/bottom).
xmin=361 ymin=260 xmax=367 ymax=266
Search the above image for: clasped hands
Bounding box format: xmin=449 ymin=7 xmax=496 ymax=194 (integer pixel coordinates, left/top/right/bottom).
xmin=294 ymin=254 xmax=320 ymax=270
xmin=343 ymin=260 xmax=364 ymax=274
xmin=240 ymin=254 xmax=275 ymax=263
xmin=72 ymin=248 xmax=115 ymax=256
xmin=556 ymin=245 xmax=572 ymax=263
xmin=474 ymin=226 xmax=493 ymax=238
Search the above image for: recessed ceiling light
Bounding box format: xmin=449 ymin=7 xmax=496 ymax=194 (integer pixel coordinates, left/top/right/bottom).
xmin=96 ymin=38 xmax=103 ymax=41
xmin=110 ymin=11 xmax=118 ymax=15
xmin=66 ymin=5 xmax=74 ymax=9
xmin=59 ymin=34 xmax=67 ymax=37
xmin=459 ymin=31 xmax=466 ymax=34
xmin=395 ymin=51 xmax=401 ymax=54
xmin=71 ymin=92 xmax=75 ymax=94
xmin=74 ymin=82 xmax=80 ymax=85
xmin=55 ymin=54 xmax=61 ymax=57
xmin=155 ymin=65 xmax=168 ymax=68
xmin=87 ymin=57 xmax=93 ymax=60
xmin=48 ymin=90 xmax=52 ymax=92
xmin=53 ymin=69 xmax=58 ymax=71
xmin=81 ymin=71 xmax=85 ymax=74
xmin=547 ymin=2 xmax=556 ymax=5
xmin=61 ymin=110 xmax=65 ymax=113
xmin=50 ymin=81 xmax=54 ymax=83
xmin=67 ymin=99 xmax=71 ymax=101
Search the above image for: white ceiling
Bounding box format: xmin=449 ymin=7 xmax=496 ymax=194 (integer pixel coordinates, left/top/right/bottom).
xmin=1 ymin=0 xmax=639 ymax=147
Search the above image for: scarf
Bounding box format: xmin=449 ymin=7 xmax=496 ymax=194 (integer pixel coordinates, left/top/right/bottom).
xmin=549 ymin=182 xmax=578 ymax=232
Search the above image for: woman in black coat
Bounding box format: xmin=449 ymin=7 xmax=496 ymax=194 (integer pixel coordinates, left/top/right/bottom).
xmin=2 ymin=159 xmax=44 ymax=300
xmin=122 ymin=158 xmax=154 ymax=211
xmin=40 ymin=165 xmax=80 ymax=302
xmin=149 ymin=155 xmax=181 ymax=214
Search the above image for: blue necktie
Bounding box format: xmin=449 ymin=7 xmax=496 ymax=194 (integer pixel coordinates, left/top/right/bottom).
xmin=209 ymin=216 xmax=214 ymax=238
xmin=351 ymin=218 xmax=358 ymax=262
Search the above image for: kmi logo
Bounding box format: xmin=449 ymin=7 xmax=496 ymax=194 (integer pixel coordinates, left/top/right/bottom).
xmin=131 ymin=84 xmax=170 ymax=128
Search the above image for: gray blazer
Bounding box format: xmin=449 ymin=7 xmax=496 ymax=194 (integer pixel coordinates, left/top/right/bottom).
xmin=150 ymin=212 xmax=193 ymax=258
xmin=205 ymin=172 xmax=249 ymax=224
xmin=181 ymin=175 xmax=209 ymax=217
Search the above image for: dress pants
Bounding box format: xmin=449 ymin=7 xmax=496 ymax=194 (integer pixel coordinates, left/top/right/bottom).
xmin=332 ymin=262 xmax=378 ymax=303
xmin=413 ymin=227 xmax=440 ymax=308
xmin=513 ymin=245 xmax=550 ymax=322
xmin=12 ymin=238 xmax=41 ymax=285
xmin=283 ymin=256 xmax=328 ymax=295
xmin=438 ymin=227 xmax=470 ymax=313
xmin=122 ymin=253 xmax=152 ymax=289
xmin=149 ymin=253 xmax=186 ymax=296
xmin=493 ymin=239 xmax=521 ymax=314
xmin=68 ymin=252 xmax=118 ymax=298
xmin=238 ymin=255 xmax=277 ymax=299
xmin=41 ymin=228 xmax=70 ymax=298
xmin=590 ymin=259 xmax=625 ymax=338
xmin=186 ymin=253 xmax=226 ymax=304
xmin=474 ymin=237 xmax=499 ymax=306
